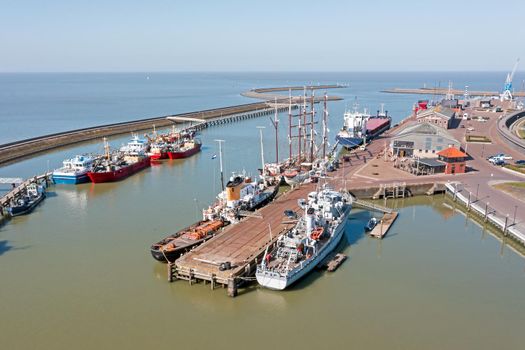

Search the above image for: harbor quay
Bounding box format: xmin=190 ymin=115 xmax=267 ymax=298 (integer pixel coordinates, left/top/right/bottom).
xmin=170 ymin=94 xmax=525 ymax=296
xmin=2 ymin=83 xmax=524 ymax=297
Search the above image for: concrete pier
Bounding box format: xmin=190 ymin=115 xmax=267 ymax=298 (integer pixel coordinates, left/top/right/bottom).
xmin=0 ymin=103 xmax=292 ymax=166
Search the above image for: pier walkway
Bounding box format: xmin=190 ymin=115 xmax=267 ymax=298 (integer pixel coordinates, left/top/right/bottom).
xmin=173 ymin=185 xmax=313 ymax=296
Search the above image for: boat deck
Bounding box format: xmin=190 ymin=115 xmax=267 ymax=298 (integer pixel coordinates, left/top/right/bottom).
xmin=173 ymin=183 xmax=316 ymax=295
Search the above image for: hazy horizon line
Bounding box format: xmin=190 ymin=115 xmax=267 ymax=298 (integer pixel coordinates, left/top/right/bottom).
xmin=0 ymin=70 xmax=521 ymax=74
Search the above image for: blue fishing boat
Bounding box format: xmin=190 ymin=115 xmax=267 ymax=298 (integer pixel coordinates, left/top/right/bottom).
xmin=52 ymin=155 xmax=95 ymax=184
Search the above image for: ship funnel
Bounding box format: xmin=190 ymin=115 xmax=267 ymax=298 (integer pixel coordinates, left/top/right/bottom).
xmin=305 ymin=207 xmax=315 ymax=235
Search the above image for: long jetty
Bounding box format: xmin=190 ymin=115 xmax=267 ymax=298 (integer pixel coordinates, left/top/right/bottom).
xmin=382 ymin=87 xmax=525 ymax=97
xmin=0 ymin=85 xmax=344 ymax=166
xmin=0 ymin=102 xmax=291 ymax=166
xmin=241 ymin=84 xmax=345 ymax=102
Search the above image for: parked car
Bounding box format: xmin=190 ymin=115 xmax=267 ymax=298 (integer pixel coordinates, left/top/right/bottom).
xmin=488 ymin=156 xmax=504 ymax=164
xmin=495 ymin=153 xmax=513 ymax=160
xmin=515 ymin=160 xmax=525 ymax=165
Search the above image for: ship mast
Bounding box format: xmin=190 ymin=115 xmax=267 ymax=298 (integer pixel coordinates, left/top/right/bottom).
xmin=257 ymin=126 xmax=265 ymax=173
xmin=322 ymin=92 xmax=328 ymax=159
xmin=288 ymin=88 xmax=292 ymax=161
xmin=309 ymin=89 xmax=315 ymax=163
xmin=215 ymin=139 xmax=225 ymax=192
xmin=103 ymin=137 xmax=110 ymax=159
xmin=269 ymin=97 xmax=279 ymax=164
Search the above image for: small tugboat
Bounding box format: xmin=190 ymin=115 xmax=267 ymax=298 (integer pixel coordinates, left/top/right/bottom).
xmin=365 ymin=217 xmax=378 ymax=231
xmin=256 ymin=187 xmax=352 ymax=290
xmin=204 ymin=172 xmax=279 ymax=223
xmin=52 ymin=155 xmax=95 ymax=184
xmin=87 ymin=138 xmax=151 ymax=183
xmin=150 ymin=219 xmax=226 ymax=263
xmin=167 ymin=138 xmax=201 ymax=159
xmin=8 ymin=183 xmax=46 ymax=217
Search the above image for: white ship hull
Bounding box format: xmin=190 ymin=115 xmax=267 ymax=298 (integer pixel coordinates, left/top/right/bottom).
xmin=256 ymin=207 xmax=350 ymax=290
xmin=283 ymin=172 xmax=309 ymax=186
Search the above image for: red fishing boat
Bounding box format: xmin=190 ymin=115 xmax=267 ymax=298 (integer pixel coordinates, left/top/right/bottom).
xmin=148 ymin=142 xmax=169 ymax=160
xmin=87 ymin=138 xmax=151 ymax=183
xmin=167 ymin=139 xmax=202 ymax=159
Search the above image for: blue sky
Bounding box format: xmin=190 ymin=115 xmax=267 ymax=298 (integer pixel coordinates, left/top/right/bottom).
xmin=1 ymin=0 xmax=524 ymax=72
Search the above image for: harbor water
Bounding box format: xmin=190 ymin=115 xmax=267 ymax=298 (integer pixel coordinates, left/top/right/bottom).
xmin=1 ymin=73 xmax=524 ymax=349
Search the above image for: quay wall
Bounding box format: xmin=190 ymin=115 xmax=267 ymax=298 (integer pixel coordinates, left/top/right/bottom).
xmin=445 ymin=182 xmax=525 ymax=245
xmin=0 ymin=102 xmax=286 ymax=166
xmin=346 ymin=182 xmax=445 ymax=199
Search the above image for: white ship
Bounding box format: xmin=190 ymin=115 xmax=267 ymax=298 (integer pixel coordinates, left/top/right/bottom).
xmin=256 ymin=186 xmax=352 ymax=290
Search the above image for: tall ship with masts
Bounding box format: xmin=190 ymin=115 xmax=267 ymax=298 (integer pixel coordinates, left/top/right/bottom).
xmin=261 ymin=89 xmax=336 ymax=187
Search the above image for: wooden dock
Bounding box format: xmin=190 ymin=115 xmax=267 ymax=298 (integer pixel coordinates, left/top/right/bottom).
xmin=368 ymin=212 xmax=398 ymax=239
xmin=172 ymin=184 xmax=316 ymax=296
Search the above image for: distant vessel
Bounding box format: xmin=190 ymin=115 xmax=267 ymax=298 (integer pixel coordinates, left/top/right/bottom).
xmin=52 ymin=155 xmax=95 ymax=184
xmin=256 ymin=187 xmax=352 ymax=290
xmin=8 ymin=183 xmax=46 ymax=217
xmin=87 ymin=138 xmax=150 ymax=183
xmin=167 ymin=139 xmax=201 ymax=159
xmin=336 ymin=101 xmax=390 ymax=149
xmin=150 ymin=219 xmax=226 ymax=263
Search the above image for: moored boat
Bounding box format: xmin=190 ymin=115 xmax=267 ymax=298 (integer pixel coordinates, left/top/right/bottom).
xmin=8 ymin=183 xmax=46 ymax=217
xmin=150 ymin=219 xmax=227 ymax=263
xmin=52 ymin=155 xmax=95 ymax=184
xmin=365 ymin=217 xmax=378 ymax=231
xmin=167 ymin=139 xmax=202 ymax=159
xmin=256 ymin=187 xmax=352 ymax=290
xmin=147 ymin=142 xmax=169 ymax=160
xmin=87 ymin=138 xmax=151 ymax=183
xmin=204 ymin=172 xmax=279 ymax=223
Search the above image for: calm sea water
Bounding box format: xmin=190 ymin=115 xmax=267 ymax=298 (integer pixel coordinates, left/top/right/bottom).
xmin=1 ymin=73 xmax=524 ymax=349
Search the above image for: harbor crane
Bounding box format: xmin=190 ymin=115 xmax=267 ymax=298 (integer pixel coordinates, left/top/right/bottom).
xmin=501 ymin=58 xmax=520 ymax=101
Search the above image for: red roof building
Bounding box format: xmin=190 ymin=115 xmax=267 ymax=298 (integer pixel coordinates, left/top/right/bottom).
xmin=437 ymin=147 xmax=468 ymax=174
